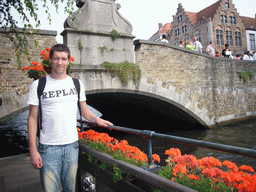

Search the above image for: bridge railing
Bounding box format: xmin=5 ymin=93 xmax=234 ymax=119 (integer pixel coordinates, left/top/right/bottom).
xmin=78 ymin=120 xmax=256 ymax=166
xmin=77 ymin=120 xmax=256 ymax=191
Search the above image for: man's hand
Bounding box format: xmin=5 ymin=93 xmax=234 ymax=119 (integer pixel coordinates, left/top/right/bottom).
xmin=95 ymin=117 xmax=113 ymax=127
xmin=30 ymin=149 xmax=43 ymax=169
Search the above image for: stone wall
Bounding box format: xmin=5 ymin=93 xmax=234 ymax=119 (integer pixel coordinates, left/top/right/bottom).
xmin=0 ymin=28 xmax=57 ymax=120
xmin=134 ymin=40 xmax=256 ymax=125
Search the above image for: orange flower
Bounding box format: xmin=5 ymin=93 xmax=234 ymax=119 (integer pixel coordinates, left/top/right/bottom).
xmin=223 ymin=160 xmax=239 ymax=172
xmin=187 ymin=174 xmax=199 ymax=180
xmin=21 ymin=66 xmax=30 ymax=71
xmin=200 ymin=156 xmax=222 ymax=169
xmin=152 ymin=154 xmax=160 ymax=163
xmin=31 ymin=61 xmax=39 ymax=66
xmin=165 ymin=148 xmax=181 ymax=158
xmin=70 ymin=56 xmax=75 ymax=62
xmin=173 ymin=164 xmax=187 ymax=177
xmin=239 ymin=165 xmax=255 ymax=173
xmin=40 ymin=50 xmax=46 ymax=56
xmin=45 ymin=47 xmax=51 ymax=53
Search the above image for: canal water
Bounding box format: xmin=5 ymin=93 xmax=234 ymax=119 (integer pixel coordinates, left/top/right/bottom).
xmin=0 ymin=110 xmax=255 ymax=171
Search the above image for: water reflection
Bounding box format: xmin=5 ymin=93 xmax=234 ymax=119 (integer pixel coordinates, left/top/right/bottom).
xmin=0 ymin=111 xmax=29 ymax=157
xmin=190 ymin=118 xmax=256 ymax=170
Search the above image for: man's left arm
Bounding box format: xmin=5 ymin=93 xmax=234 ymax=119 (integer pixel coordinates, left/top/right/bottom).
xmin=80 ymin=101 xmax=113 ymax=127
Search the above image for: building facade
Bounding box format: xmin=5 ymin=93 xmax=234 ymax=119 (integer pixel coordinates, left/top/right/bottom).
xmin=150 ymin=0 xmax=256 ymax=55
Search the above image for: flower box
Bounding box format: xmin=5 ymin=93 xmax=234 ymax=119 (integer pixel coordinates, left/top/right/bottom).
xmin=78 ymin=143 xmax=196 ymax=192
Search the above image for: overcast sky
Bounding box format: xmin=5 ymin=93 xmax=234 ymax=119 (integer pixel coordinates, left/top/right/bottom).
xmin=14 ymin=0 xmax=256 ymax=43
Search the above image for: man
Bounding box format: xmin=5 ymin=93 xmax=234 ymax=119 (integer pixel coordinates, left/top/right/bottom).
xmin=206 ymin=41 xmax=215 ymax=57
xmin=253 ymin=51 xmax=256 ymax=61
xmin=191 ymin=36 xmax=203 ymax=53
xmin=27 ymin=44 xmax=113 ymax=192
xmin=243 ymin=51 xmax=250 ymax=60
xmin=179 ymin=40 xmax=184 ymax=48
xmin=160 ymin=34 xmax=169 ymax=43
xmin=222 ymin=44 xmax=231 ymax=58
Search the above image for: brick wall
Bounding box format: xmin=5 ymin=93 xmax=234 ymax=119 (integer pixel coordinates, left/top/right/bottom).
xmin=0 ymin=28 xmax=57 ymax=96
xmin=134 ymin=40 xmax=256 ymax=123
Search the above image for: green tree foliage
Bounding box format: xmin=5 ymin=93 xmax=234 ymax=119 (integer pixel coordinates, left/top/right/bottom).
xmin=0 ymin=0 xmax=76 ymax=66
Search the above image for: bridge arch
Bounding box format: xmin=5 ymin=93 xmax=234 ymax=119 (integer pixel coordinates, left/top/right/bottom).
xmin=84 ymin=88 xmax=208 ymax=130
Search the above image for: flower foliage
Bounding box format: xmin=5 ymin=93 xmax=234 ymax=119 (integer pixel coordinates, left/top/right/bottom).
xmin=21 ymin=47 xmax=75 ymax=79
xmin=159 ymin=148 xmax=256 ymax=192
xmin=78 ymin=130 xmax=256 ymax=192
xmin=78 ymin=129 xmax=160 ymax=167
xmin=21 ymin=61 xmax=46 ymax=80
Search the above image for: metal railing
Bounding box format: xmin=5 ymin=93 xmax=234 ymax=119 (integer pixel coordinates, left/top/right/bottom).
xmin=78 ymin=120 xmax=256 ymax=168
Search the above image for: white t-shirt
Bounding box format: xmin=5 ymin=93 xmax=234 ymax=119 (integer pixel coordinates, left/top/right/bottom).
xmin=192 ymin=41 xmax=203 ymax=52
xmin=206 ymin=45 xmax=215 ymax=56
xmin=27 ymin=75 xmax=86 ymax=145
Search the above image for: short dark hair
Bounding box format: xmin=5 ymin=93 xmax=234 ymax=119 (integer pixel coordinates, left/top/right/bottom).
xmin=162 ymin=34 xmax=167 ymax=39
xmin=50 ymin=44 xmax=71 ymax=59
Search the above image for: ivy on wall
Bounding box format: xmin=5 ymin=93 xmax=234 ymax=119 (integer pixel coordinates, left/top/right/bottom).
xmin=237 ymin=71 xmax=254 ymax=83
xmin=100 ymin=61 xmax=141 ymax=86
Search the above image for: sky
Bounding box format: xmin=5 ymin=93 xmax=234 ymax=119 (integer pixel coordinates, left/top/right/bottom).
xmin=14 ymin=0 xmax=256 ymax=43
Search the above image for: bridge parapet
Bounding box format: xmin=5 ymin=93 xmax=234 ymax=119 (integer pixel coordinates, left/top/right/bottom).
xmin=134 ymin=40 xmax=256 ymax=126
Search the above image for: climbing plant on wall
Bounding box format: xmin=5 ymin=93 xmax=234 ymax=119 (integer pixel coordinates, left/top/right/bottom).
xmin=101 ymin=62 xmax=141 ymax=86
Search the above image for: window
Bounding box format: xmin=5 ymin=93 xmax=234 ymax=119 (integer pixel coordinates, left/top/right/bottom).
xmin=221 ymin=15 xmax=227 ymax=23
xmin=235 ymin=31 xmax=242 ymax=46
xmin=178 ymin=15 xmax=183 ymax=23
xmin=182 ymin=25 xmax=187 ymax=33
xmin=184 ymin=35 xmax=189 ymax=43
xmin=175 ymin=28 xmax=180 ymax=36
xmin=249 ymin=34 xmax=255 ymax=50
xmin=174 ymin=39 xmax=179 ymax=46
xmin=195 ymin=32 xmax=201 ymax=42
xmin=225 ymin=3 xmax=230 ymax=9
xmin=226 ymin=31 xmax=233 ymax=46
xmin=216 ymin=29 xmax=224 ymax=45
xmin=230 ymin=16 xmax=236 ymax=24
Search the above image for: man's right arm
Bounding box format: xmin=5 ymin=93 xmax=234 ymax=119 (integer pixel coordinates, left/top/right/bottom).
xmin=27 ymin=105 xmax=43 ymax=169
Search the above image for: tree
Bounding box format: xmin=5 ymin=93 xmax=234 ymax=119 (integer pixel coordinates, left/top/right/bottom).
xmin=0 ymin=0 xmax=76 ymax=67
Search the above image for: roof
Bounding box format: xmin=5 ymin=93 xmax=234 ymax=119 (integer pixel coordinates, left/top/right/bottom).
xmin=185 ymin=12 xmax=197 ymax=24
xmin=196 ymin=0 xmax=221 ymax=22
xmin=185 ymin=0 xmax=220 ymax=24
xmin=159 ymin=23 xmax=172 ymax=33
xmin=149 ymin=23 xmax=171 ymax=40
xmin=240 ymin=16 xmax=256 ymax=30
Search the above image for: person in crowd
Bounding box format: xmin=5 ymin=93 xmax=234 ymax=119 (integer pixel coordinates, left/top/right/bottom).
xmin=215 ymin=51 xmax=221 ymax=57
xmin=236 ymin=54 xmax=241 ymax=60
xmin=222 ymin=44 xmax=231 ymax=58
xmin=243 ymin=51 xmax=250 ymax=60
xmin=253 ymin=51 xmax=256 ymax=61
xmin=186 ymin=40 xmax=196 ymax=50
xmin=161 ymin=34 xmax=169 ymax=43
xmin=191 ymin=36 xmax=203 ymax=53
xmin=179 ymin=40 xmax=184 ymax=48
xmin=206 ymin=41 xmax=215 ymax=56
xmin=249 ymin=54 xmax=254 ymax=60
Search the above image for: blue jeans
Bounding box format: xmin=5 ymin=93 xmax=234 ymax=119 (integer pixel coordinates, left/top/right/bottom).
xmin=38 ymin=141 xmax=79 ymax=192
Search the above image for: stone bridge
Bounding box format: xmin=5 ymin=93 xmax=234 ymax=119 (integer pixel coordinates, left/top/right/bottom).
xmin=73 ymin=40 xmax=256 ymax=128
xmin=1 ymin=40 xmax=256 ymax=128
